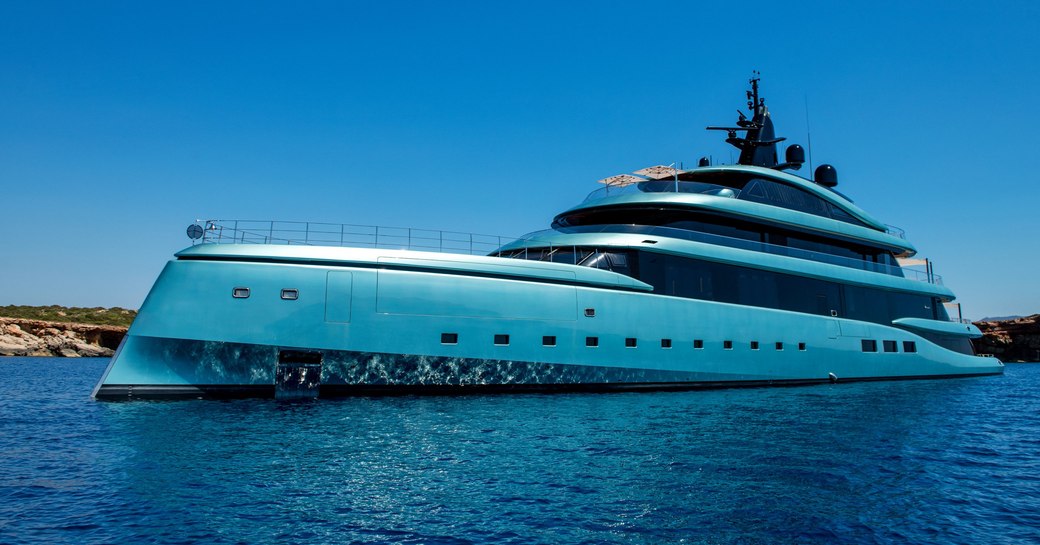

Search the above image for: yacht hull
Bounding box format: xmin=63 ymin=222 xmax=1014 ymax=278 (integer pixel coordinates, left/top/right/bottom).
xmin=93 ymin=247 xmax=1004 ymax=400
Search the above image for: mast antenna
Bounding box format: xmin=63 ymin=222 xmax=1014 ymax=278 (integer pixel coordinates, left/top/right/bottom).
xmin=804 ymin=93 xmax=814 ymax=173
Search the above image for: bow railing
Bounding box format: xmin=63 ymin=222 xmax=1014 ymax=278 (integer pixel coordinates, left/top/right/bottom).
xmin=190 ymin=219 xmax=512 ymax=256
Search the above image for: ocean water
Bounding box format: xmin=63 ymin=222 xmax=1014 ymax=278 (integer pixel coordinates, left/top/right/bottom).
xmin=1 ymin=358 xmax=1038 ymax=545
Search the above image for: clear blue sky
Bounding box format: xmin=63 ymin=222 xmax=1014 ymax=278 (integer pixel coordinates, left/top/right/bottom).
xmin=1 ymin=1 xmax=1037 ymax=319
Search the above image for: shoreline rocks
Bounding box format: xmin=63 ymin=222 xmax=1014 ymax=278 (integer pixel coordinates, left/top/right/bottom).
xmin=0 ymin=317 xmax=127 ymax=358
xmin=972 ymin=314 xmax=1040 ymax=362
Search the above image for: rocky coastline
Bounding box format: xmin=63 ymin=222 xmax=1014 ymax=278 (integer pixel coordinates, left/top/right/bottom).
xmin=0 ymin=317 xmax=126 ymax=358
xmin=972 ymin=314 xmax=1040 ymax=362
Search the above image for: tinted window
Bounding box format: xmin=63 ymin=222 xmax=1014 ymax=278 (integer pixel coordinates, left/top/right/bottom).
xmin=740 ymin=179 xmax=832 ymax=217
xmin=777 ymin=274 xmax=840 ymax=316
xmin=503 ymin=246 xmax=950 ymax=351
xmin=737 ymin=268 xmax=779 ymax=309
xmin=844 ymin=286 xmax=934 ymax=323
xmin=844 ymin=285 xmax=888 ymax=324
xmin=553 ymin=206 xmax=884 ymax=266
xmin=890 ymin=293 xmax=933 ymax=320
xmin=636 ymin=251 xmax=839 ymax=318
xmin=918 ymin=332 xmax=974 ymax=355
xmin=934 ymin=300 xmax=951 ymax=321
xmin=828 ymin=203 xmax=861 ymax=224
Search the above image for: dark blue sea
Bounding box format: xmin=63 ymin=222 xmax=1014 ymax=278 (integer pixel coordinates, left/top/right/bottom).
xmin=1 ymin=358 xmax=1038 ymax=544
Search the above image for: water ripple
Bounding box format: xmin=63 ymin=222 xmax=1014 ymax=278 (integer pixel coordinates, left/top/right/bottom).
xmin=0 ymin=358 xmax=1038 ymax=544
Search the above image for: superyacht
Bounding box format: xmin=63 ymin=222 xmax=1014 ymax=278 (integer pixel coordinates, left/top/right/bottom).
xmin=94 ymin=77 xmax=1002 ymax=399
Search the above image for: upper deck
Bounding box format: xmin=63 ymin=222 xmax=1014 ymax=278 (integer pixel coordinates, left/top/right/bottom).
xmin=557 ymin=165 xmax=915 ymax=257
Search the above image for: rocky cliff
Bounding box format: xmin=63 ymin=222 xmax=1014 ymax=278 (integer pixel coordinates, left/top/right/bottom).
xmin=972 ymin=314 xmax=1040 ymax=362
xmin=0 ymin=317 xmax=126 ymax=357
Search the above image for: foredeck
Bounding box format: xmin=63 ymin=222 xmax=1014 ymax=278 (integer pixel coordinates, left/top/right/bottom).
xmin=190 ymin=219 xmax=513 ymax=256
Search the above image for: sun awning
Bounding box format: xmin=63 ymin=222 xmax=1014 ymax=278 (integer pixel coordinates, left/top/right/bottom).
xmin=596 ymin=174 xmax=645 ymax=187
xmin=633 ymin=165 xmax=681 ymax=180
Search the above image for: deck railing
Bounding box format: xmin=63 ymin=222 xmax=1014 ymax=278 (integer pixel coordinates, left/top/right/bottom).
xmin=885 ymin=224 xmax=907 ymax=240
xmin=190 ymin=219 xmax=941 ymax=286
xmin=502 ymin=226 xmax=944 ymax=285
xmin=191 ymin=220 xmax=512 ymax=256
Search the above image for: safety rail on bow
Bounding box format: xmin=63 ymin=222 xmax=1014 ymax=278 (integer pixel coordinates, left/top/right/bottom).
xmin=189 ymin=219 xmax=513 ymax=256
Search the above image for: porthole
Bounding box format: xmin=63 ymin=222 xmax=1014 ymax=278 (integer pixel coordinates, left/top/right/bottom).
xmin=903 ymin=341 xmax=917 ymax=353
xmin=693 ymin=339 xmax=704 ymax=349
xmin=775 ymin=342 xmax=784 ymax=351
xmin=584 ymin=308 xmax=596 ymax=317
xmin=883 ymin=340 xmax=898 ymax=353
xmin=723 ymin=340 xmax=733 ymax=350
xmin=750 ymin=341 xmax=759 ymax=350
xmin=862 ymin=339 xmax=878 ymax=352
xmin=661 ymin=339 xmax=672 ymax=349
xmin=280 ymin=289 xmax=299 ymax=300
xmin=625 ymin=337 xmax=637 ymax=348
xmin=586 ymin=336 xmax=599 ymax=347
xmin=798 ymin=342 xmax=807 ymax=351
xmin=441 ymin=333 xmax=458 ymax=345
xmin=494 ymin=334 xmax=510 ymax=346
xmin=232 ymin=287 xmax=250 ymax=299
xmin=543 ymin=335 xmax=557 ymax=347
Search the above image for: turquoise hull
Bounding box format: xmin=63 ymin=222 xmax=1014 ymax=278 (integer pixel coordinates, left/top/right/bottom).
xmin=93 ymin=244 xmax=1003 ymax=399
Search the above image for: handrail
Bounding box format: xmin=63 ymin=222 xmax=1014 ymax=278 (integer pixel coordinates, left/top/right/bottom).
xmin=582 ymin=180 xmax=736 ymax=203
xmin=188 ymin=219 xmax=941 ymax=286
xmin=885 ymin=224 xmax=907 ymax=240
xmin=191 ymin=219 xmax=512 ymax=256
xmin=499 ymin=225 xmax=943 ymax=285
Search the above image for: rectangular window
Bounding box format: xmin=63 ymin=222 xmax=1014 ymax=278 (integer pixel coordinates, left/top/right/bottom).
xmin=883 ymin=340 xmax=898 ymax=353
xmin=693 ymin=339 xmax=704 ymax=349
xmin=862 ymin=339 xmax=878 ymax=352
xmin=775 ymin=342 xmax=784 ymax=351
xmin=750 ymin=341 xmax=759 ymax=350
xmin=441 ymin=333 xmax=458 ymax=345
xmin=661 ymin=339 xmax=672 ymax=349
xmin=232 ymin=287 xmax=250 ymax=299
xmin=543 ymin=335 xmax=557 ymax=347
xmin=280 ymin=289 xmax=299 ymax=300
xmin=903 ymin=341 xmax=917 ymax=353
xmin=584 ymin=308 xmax=596 ymax=317
xmin=625 ymin=337 xmax=637 ymax=348
xmin=798 ymin=342 xmax=806 ymax=351
xmin=844 ymin=285 xmax=889 ymax=324
xmin=723 ymin=340 xmax=733 ymax=350
xmin=494 ymin=334 xmax=510 ymax=346
xmin=586 ymin=336 xmax=599 ymax=347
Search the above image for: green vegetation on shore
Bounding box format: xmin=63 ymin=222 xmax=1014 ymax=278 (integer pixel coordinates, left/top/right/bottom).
xmin=0 ymin=305 xmax=137 ymax=328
